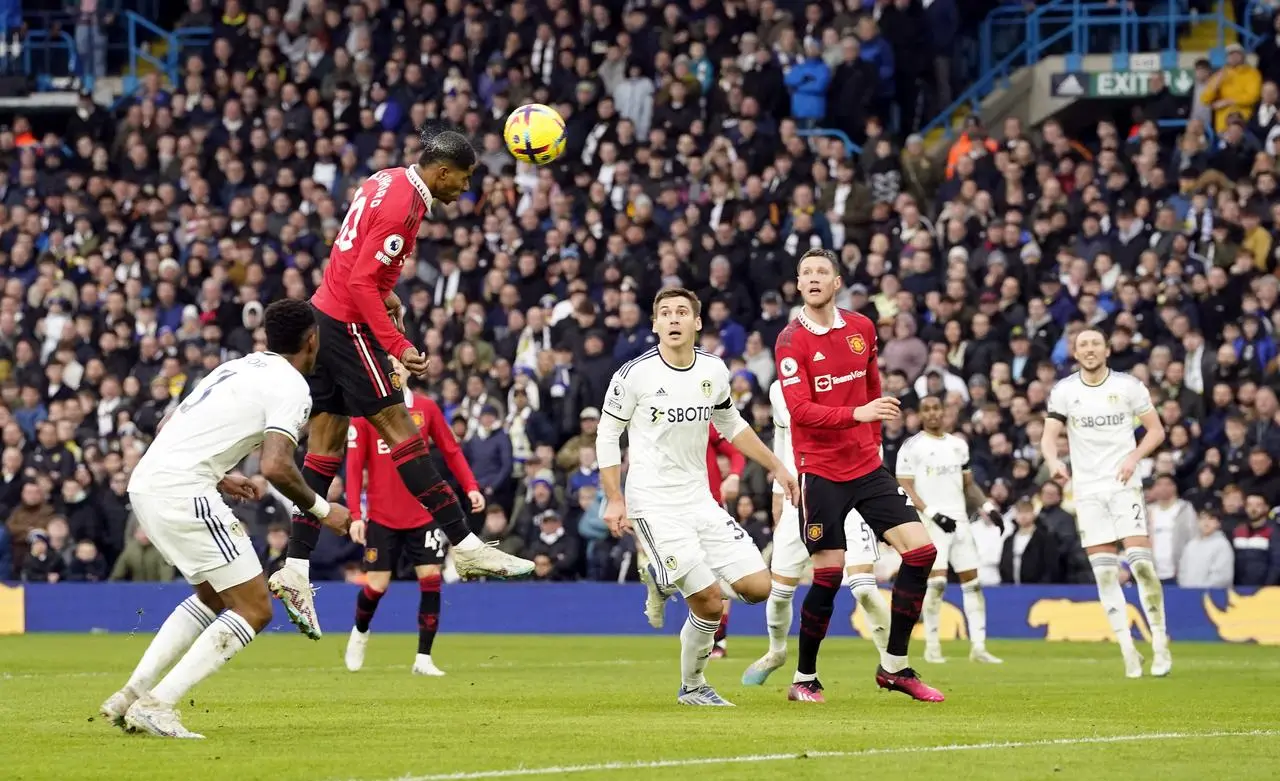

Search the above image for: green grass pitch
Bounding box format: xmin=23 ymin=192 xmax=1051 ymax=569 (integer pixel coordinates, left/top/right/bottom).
xmin=1 ymin=634 xmax=1277 ymax=780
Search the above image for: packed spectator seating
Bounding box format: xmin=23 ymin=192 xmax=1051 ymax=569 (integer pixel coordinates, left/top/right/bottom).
xmin=1 ymin=0 xmax=1277 ymax=589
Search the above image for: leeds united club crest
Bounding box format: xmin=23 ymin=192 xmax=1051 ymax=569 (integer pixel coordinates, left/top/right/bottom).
xmin=700 ymin=379 xmax=713 ymax=398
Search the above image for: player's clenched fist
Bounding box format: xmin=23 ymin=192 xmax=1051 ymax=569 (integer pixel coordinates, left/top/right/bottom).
xmin=854 ymin=396 xmax=901 ymax=422
xmin=400 ymin=347 xmax=430 ymax=377
xmin=322 ymin=503 xmax=353 ymax=537
xmin=604 ymin=496 xmax=632 ymax=537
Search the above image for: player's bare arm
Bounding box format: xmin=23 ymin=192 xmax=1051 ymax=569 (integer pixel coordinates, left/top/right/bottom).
xmin=217 ymin=473 xmax=261 ymax=502
xmin=1040 ymin=417 xmax=1070 ymax=482
xmin=1119 ymin=408 xmax=1166 ymax=483
xmin=729 ymin=428 xmax=799 ymax=505
xmin=599 ymin=463 xmax=630 ymax=536
xmin=385 ymin=292 xmax=405 ymax=334
xmin=963 ymin=470 xmax=1004 ymax=531
xmin=261 ymin=431 xmax=352 ymax=537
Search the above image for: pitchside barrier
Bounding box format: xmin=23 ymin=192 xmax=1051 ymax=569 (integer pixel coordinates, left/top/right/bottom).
xmin=0 ymin=583 xmax=1276 ymax=644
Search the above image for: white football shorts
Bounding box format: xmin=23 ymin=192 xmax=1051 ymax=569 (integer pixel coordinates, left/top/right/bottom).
xmin=630 ymin=496 xmax=766 ymax=598
xmin=130 ymin=491 xmax=262 ymax=591
xmin=771 ymin=499 xmax=879 ymax=579
xmin=924 ymin=515 xmax=980 ymax=573
xmin=1073 ymin=487 xmax=1149 ymax=548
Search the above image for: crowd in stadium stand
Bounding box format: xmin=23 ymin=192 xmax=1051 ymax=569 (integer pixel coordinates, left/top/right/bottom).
xmin=1 ymin=0 xmax=1278 ymax=589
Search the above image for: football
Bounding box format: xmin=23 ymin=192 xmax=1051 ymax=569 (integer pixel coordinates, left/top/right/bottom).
xmin=504 ymin=103 xmax=567 ymax=165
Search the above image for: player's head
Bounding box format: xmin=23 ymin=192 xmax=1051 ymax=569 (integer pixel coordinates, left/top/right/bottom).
xmin=918 ymin=394 xmax=945 ymax=433
xmin=651 ymin=287 xmax=701 ymax=350
xmin=1073 ymin=328 xmax=1110 ymax=372
xmin=796 ymin=248 xmax=841 ymax=308
xmin=264 ymin=299 xmax=319 ymax=373
xmin=418 ymin=128 xmax=478 ymax=204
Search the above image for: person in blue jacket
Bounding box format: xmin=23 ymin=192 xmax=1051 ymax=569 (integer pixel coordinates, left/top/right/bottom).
xmin=784 ymin=40 xmax=831 ymax=129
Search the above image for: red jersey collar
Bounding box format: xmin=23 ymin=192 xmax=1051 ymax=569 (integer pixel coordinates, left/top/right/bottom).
xmin=796 ymin=307 xmax=847 ymax=336
xmin=405 ymin=165 xmax=434 ymax=210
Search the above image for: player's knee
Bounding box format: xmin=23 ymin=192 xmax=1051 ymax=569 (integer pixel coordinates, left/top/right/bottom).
xmin=903 ymin=543 xmax=937 ymax=571
xmin=417 ymin=564 xmax=442 ymax=580
xmin=735 ymin=575 xmax=771 ymax=604
xmin=686 ymin=588 xmax=724 ymax=620
xmin=365 ymin=571 xmax=392 ymax=592
xmin=369 ymin=404 xmax=417 ymax=443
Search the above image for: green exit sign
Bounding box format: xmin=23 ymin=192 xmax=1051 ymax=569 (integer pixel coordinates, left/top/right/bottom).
xmin=1051 ymin=69 xmax=1195 ymax=99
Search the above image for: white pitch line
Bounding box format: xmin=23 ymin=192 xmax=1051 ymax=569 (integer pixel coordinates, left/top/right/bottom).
xmin=0 ymin=658 xmax=668 ymax=682
xmin=361 ymin=730 xmax=1280 ymax=781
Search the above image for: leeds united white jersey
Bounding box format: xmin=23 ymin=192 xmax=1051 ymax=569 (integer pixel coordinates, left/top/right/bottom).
xmin=604 ymin=348 xmax=745 ymax=510
xmin=1046 ymin=370 xmax=1152 ymax=498
xmin=769 ymin=380 xmax=795 ymax=495
xmin=895 ymin=431 xmax=969 ymax=520
xmin=130 ymin=352 xmax=312 ymax=497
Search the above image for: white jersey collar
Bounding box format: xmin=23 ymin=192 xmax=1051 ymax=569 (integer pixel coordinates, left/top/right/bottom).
xmin=796 ymin=307 xmax=846 ymax=336
xmin=405 ymin=165 xmax=434 ymax=211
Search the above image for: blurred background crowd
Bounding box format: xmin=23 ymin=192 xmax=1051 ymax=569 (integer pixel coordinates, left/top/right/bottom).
xmin=1 ymin=0 xmax=1278 ymax=589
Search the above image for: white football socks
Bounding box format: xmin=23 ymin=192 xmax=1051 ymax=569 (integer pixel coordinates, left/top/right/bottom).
xmin=454 ymin=534 xmax=483 ymax=552
xmin=961 ymin=579 xmax=988 ymax=649
xmin=151 ymin=611 xmax=257 ymax=707
xmin=765 ymin=582 xmax=796 ymax=655
xmin=284 ymin=557 xmax=309 ymax=578
xmin=1125 ymin=547 xmax=1168 ymax=648
xmin=680 ymin=613 xmax=720 ymax=689
xmin=125 ymin=595 xmax=216 ymax=694
xmin=849 ymin=573 xmax=890 ymax=662
xmin=923 ymin=576 xmax=947 ymax=649
xmin=1089 ymin=553 xmax=1137 ymax=652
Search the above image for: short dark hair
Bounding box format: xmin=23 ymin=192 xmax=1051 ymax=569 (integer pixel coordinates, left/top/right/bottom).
xmin=652 ymin=287 xmax=701 ymax=317
xmin=797 ymin=247 xmax=839 ymax=273
xmin=264 ymin=299 xmax=316 ymax=355
xmin=419 ymin=128 xmax=477 ymax=169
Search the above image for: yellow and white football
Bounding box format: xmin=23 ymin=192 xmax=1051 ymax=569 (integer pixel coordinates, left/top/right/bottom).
xmin=504 ymin=103 xmax=567 ymax=165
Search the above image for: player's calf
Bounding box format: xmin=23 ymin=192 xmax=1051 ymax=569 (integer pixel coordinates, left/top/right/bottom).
xmin=414 ymin=568 xmax=444 ymax=675
xmin=285 ymin=451 xmax=343 ymax=576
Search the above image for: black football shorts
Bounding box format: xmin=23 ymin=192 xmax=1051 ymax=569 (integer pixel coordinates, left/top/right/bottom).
xmin=363 ymin=519 xmax=447 ymax=572
xmin=798 ymin=467 xmax=918 ymax=554
xmin=308 ymin=306 xmax=403 ymax=418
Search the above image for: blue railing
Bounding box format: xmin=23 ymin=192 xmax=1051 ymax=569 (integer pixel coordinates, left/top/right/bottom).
xmin=797 ymin=127 xmax=861 ymax=157
xmin=123 ymin=10 xmax=211 ymax=92
xmin=922 ymin=0 xmax=1252 ymax=142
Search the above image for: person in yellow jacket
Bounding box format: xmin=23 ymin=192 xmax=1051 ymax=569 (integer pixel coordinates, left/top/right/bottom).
xmin=1201 ymin=44 xmax=1262 ymax=133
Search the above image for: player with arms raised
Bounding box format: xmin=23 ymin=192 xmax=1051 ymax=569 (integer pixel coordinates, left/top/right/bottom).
xmin=343 ymin=359 xmax=485 ymax=677
xmin=774 ymin=248 xmax=943 ymax=703
xmin=896 ymin=395 xmax=1004 ymax=665
xmin=740 ymin=378 xmax=891 ymax=687
xmin=1041 ymin=329 xmax=1170 ymax=678
xmin=599 ymin=288 xmax=799 ymax=706
xmin=101 ymin=300 xmax=352 ymax=738
xmin=270 ymin=130 xmax=531 ymax=638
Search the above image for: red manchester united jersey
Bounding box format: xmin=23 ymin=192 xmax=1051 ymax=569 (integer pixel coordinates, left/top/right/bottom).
xmin=707 ymin=425 xmax=744 ymax=504
xmin=774 ymin=307 xmax=883 ymax=482
xmin=312 ymin=166 xmax=432 ymax=360
xmin=346 ymin=391 xmax=479 ymax=529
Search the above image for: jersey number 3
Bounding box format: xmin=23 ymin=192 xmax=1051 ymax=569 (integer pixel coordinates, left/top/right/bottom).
xmin=335 ymin=192 xmax=368 ymax=252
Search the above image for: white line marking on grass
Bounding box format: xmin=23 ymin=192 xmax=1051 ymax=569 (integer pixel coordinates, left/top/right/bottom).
xmin=365 ymin=730 xmax=1280 ymax=781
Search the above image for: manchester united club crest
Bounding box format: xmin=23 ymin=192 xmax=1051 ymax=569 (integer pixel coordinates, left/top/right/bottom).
xmin=364 ymin=548 xmax=378 ymax=564
xmin=806 ymin=523 xmax=823 ymax=542
xmin=847 ymin=333 xmax=866 ymax=354
xmin=700 ymin=379 xmax=713 ymax=398
xmin=411 ymin=411 xmax=425 ymax=428
xmin=390 ymin=372 xmax=403 ymax=391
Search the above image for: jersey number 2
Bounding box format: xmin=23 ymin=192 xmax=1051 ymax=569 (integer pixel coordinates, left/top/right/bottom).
xmin=335 ymin=192 xmax=368 ymax=252
xmin=180 ymin=370 xmax=235 ymax=413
